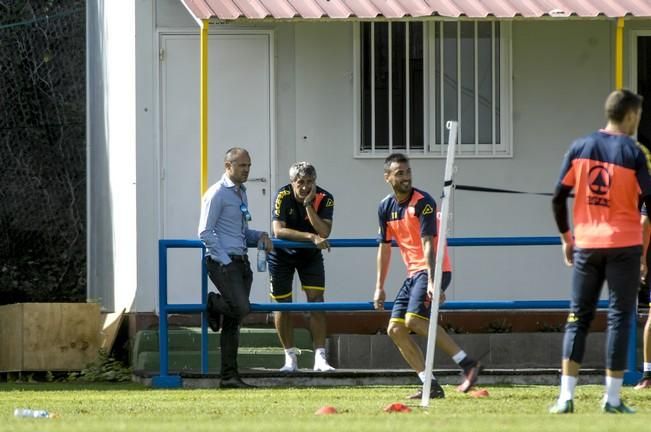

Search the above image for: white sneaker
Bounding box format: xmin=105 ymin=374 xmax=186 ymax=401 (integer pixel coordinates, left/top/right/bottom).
xmin=313 ymin=349 xmax=335 ymax=372
xmin=279 ymin=348 xmax=298 ymax=372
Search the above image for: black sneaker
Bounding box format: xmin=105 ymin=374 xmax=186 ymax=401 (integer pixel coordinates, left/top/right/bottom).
xmin=407 ymin=380 xmax=445 ymax=399
xmin=207 ymin=292 xmax=221 ymax=332
xmin=457 ymin=361 xmax=482 ymax=393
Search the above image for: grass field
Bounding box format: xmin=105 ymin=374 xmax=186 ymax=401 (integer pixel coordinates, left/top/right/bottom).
xmin=1 ymin=382 xmax=651 ymax=431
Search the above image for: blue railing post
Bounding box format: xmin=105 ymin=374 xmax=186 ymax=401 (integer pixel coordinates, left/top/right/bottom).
xmin=201 ymin=248 xmax=208 ymax=374
xmin=151 ymin=236 xmax=641 ymax=386
xmin=624 ymin=310 xmax=641 ymax=385
xmin=152 ymin=240 xmax=183 ymax=388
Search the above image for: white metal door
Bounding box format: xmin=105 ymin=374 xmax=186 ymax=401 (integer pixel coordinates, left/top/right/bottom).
xmin=160 ymin=32 xmax=273 ymax=307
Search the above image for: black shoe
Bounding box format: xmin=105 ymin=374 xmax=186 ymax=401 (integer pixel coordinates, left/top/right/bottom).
xmin=407 ymin=380 xmax=445 ymax=399
xmin=219 ymin=376 xmax=255 ymax=389
xmin=207 ymin=292 xmax=221 ymax=332
xmin=457 ymin=361 xmax=482 ymax=393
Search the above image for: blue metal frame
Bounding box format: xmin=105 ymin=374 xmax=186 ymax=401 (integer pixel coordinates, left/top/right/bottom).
xmin=151 ymin=236 xmax=641 ymax=388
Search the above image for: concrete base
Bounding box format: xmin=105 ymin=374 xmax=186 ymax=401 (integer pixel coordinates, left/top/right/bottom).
xmin=328 ymin=332 xmax=610 ymax=369
xmin=134 ymin=367 xmax=607 ymax=388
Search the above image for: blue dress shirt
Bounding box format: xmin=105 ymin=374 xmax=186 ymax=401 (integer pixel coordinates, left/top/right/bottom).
xmin=198 ymin=173 xmax=263 ymax=265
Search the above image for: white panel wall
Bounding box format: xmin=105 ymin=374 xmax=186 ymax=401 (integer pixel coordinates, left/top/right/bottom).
xmin=88 ymin=0 xmax=138 ymax=312
xmin=116 ymin=0 xmax=643 ymax=311
xmin=292 ymin=20 xmax=615 ymax=302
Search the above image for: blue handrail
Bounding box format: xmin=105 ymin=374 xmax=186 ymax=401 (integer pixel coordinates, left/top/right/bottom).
xmin=151 ymin=236 xmax=640 ymax=389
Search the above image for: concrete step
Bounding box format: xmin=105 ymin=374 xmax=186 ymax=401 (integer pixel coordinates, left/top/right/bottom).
xmin=134 ymin=347 xmax=315 ymax=373
xmin=328 ymin=332 xmax=614 ymax=369
xmin=132 ymin=327 xmax=315 ymax=373
xmin=133 ymin=327 xmax=312 ymax=353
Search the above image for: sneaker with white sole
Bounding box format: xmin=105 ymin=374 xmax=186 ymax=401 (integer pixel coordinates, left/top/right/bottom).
xmin=313 ymin=349 xmax=335 ymax=372
xmin=634 ymin=377 xmax=651 ymax=390
xmin=549 ymin=399 xmax=574 ymax=414
xmin=279 ymin=348 xmax=298 ymax=373
xmin=602 ymin=399 xmax=635 ymax=414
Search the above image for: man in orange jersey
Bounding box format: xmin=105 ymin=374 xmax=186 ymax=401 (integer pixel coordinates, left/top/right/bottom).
xmin=373 ymin=153 xmax=481 ymax=400
xmin=550 ymin=89 xmax=651 ymax=414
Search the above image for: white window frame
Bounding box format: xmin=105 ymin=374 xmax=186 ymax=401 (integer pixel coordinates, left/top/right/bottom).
xmin=353 ymin=20 xmax=513 ymax=158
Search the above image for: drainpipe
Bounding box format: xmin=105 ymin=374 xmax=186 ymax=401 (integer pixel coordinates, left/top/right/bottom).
xmin=200 ymin=19 xmax=209 ymax=196
xmin=615 ymin=18 xmax=624 ymax=89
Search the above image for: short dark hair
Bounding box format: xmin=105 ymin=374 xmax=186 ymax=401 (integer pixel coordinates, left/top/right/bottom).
xmin=224 ymin=147 xmax=248 ymax=163
xmin=605 ymin=89 xmax=643 ymax=123
xmin=384 ymin=153 xmax=409 ymax=174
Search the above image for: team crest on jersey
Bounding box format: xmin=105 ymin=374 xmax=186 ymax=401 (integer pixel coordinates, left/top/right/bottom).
xmin=422 ymin=204 xmax=434 ymax=215
xmin=325 ymin=198 xmax=334 ymax=207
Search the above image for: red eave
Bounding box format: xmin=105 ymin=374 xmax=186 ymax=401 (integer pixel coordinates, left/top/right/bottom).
xmin=179 ymin=0 xmax=651 ymax=21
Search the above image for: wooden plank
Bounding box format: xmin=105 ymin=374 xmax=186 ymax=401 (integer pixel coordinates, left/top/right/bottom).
xmin=0 ymin=304 xmax=23 ymax=371
xmin=21 ymin=303 xmax=101 ymax=371
xmin=100 ymin=308 xmax=126 ymax=354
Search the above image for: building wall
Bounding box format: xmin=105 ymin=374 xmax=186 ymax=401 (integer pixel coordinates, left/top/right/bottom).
xmin=291 ymin=20 xmax=614 ymax=302
xmin=117 ymin=0 xmax=648 ymax=311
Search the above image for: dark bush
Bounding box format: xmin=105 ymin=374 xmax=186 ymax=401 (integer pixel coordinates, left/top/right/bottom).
xmin=0 ymin=1 xmax=86 ymax=304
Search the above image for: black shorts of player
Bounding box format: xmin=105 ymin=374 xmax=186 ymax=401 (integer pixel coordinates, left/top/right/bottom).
xmin=390 ymin=270 xmax=452 ymax=323
xmin=267 ymin=249 xmax=325 ymax=301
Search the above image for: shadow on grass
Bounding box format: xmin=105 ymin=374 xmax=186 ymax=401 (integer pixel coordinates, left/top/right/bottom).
xmin=0 ymin=382 xmax=147 ymax=392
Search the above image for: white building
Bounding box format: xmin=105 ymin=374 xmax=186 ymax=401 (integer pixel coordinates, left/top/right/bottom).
xmin=86 ymin=0 xmax=651 ymax=315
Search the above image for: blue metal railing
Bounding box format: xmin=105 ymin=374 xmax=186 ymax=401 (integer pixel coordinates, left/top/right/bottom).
xmin=151 ymin=236 xmax=641 ymax=388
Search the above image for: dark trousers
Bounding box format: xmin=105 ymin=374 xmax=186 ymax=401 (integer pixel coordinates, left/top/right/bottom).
xmin=563 ymin=246 xmax=640 ymax=371
xmin=206 ymin=257 xmax=253 ymax=379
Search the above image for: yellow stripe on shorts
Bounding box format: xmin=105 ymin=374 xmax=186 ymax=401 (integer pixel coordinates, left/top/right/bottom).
xmin=302 ymin=285 xmax=325 ymax=291
xmin=270 ymin=291 xmax=293 ymax=300
xmin=406 ymin=312 xmax=429 ymax=321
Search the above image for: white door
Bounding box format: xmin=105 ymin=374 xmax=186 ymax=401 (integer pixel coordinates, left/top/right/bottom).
xmin=160 ymin=32 xmax=273 ymax=307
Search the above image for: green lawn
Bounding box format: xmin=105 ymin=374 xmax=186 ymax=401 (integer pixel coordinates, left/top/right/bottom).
xmin=0 ymin=382 xmax=650 ymax=431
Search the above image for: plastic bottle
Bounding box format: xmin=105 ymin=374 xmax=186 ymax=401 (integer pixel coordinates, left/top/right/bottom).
xmin=14 ymin=408 xmax=50 ymax=418
xmin=257 ymin=246 xmax=267 ymax=272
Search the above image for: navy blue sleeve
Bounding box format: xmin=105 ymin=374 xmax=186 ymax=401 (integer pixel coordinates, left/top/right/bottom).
xmin=377 ymin=202 xmax=391 ymax=243
xmin=415 ymin=194 xmax=437 ymax=237
xmin=316 ymin=190 xmax=334 ymax=220
xmin=272 ymin=188 xmax=291 ymax=222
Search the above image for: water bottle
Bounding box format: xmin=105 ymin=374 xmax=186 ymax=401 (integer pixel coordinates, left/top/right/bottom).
xmin=14 ymin=408 xmax=50 ymax=418
xmin=257 ymin=246 xmax=267 ymax=272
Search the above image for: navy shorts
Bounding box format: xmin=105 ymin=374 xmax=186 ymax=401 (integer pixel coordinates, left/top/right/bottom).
xmin=390 ymin=270 xmax=452 ymax=322
xmin=267 ymin=250 xmax=325 ymax=301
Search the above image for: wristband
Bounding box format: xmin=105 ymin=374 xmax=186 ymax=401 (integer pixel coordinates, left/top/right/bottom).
xmin=304 ymin=200 xmax=314 ymax=208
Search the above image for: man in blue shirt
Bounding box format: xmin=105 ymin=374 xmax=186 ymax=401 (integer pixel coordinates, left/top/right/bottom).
xmin=198 ymin=147 xmax=273 ymax=389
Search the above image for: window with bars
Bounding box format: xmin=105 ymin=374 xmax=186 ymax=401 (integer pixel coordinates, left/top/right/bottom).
xmin=356 ymin=21 xmax=511 ymax=157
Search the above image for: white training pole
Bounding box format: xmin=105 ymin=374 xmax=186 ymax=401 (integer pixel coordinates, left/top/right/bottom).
xmin=421 ymin=120 xmax=458 ymax=408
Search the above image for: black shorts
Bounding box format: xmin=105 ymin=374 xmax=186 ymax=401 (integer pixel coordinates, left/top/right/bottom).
xmin=267 ymin=250 xmax=325 ymax=301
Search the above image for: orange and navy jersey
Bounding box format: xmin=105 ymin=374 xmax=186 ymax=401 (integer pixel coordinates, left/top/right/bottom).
xmin=377 ymin=187 xmax=451 ymax=277
xmin=557 ymin=130 xmax=651 ymax=248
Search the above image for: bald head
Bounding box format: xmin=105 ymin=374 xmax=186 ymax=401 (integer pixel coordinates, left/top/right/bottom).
xmin=225 ymin=147 xmax=249 ymax=163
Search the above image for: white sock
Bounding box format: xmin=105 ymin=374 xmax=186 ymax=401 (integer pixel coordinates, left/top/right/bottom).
xmin=605 ymin=376 xmax=623 ymax=406
xmin=285 ymin=347 xmax=297 ymax=361
xmin=559 ymin=375 xmax=577 ymax=402
xmin=452 ymin=350 xmax=467 ymax=364
xmin=418 ymin=371 xmax=427 ymax=383
xmin=644 ymin=362 xmax=651 ymax=372
xmin=315 ymin=347 xmax=326 ymax=358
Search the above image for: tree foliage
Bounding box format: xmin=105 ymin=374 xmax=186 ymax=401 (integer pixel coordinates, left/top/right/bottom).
xmin=0 ymin=0 xmax=86 ymax=303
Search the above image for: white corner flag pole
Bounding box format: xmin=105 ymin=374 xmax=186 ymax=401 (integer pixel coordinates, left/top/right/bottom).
xmin=421 ymin=120 xmax=458 ymax=408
